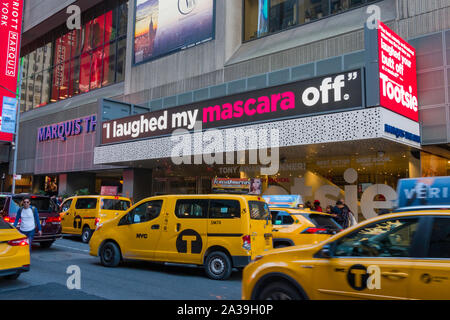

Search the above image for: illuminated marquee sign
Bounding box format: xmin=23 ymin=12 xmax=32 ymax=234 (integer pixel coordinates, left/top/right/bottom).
xmin=0 ymin=0 xmax=24 ymax=142
xmin=377 ymin=21 xmax=418 ymax=122
xmin=38 ymin=115 xmax=97 ymax=142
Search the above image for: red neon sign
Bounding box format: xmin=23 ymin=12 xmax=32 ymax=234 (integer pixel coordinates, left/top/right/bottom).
xmin=0 ymin=0 xmax=24 ymax=142
xmin=378 ymin=21 xmax=418 ymax=122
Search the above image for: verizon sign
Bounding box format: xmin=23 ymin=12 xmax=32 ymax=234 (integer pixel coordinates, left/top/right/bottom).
xmin=377 ymin=21 xmax=418 ymax=122
xmin=0 ymin=0 xmax=24 ymax=142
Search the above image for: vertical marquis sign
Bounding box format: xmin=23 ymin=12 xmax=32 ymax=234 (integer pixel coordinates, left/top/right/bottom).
xmin=0 ymin=0 xmax=23 ymax=142
xmin=377 ymin=21 xmax=418 ymax=121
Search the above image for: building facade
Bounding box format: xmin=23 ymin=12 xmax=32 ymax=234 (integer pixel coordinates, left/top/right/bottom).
xmin=3 ymin=0 xmax=450 ymax=221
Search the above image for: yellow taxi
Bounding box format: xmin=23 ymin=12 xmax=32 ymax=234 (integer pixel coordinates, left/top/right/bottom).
xmin=60 ymin=195 xmax=131 ymax=243
xmin=243 ymin=177 xmax=450 ymax=300
xmin=0 ymin=217 xmax=30 ymax=280
xmin=89 ymin=194 xmax=273 ymax=280
xmin=264 ymin=195 xmax=341 ymax=248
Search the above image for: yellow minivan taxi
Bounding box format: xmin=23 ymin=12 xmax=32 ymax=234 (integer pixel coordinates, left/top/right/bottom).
xmin=0 ymin=217 xmax=30 ymax=280
xmin=60 ymin=195 xmax=131 ymax=243
xmin=242 ymin=210 xmax=450 ymax=300
xmin=270 ymin=207 xmax=342 ymax=248
xmin=89 ymin=194 xmax=273 ymax=280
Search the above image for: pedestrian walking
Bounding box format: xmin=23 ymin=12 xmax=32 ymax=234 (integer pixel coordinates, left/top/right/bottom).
xmin=305 ymin=201 xmax=313 ymax=210
xmin=13 ymin=197 xmax=42 ymax=251
xmin=325 ymin=205 xmax=333 ymax=214
xmin=313 ymin=200 xmax=322 ymax=212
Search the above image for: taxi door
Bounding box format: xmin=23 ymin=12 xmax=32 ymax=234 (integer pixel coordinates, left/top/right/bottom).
xmin=409 ymin=216 xmax=450 ymax=299
xmin=207 ymin=198 xmax=244 ymax=256
xmin=313 ymin=217 xmax=420 ymax=300
xmin=247 ymin=200 xmax=273 ymax=260
xmin=156 ymin=198 xmax=208 ymax=264
xmin=117 ymin=199 xmax=164 ymax=261
xmin=60 ymin=199 xmax=75 ymax=234
xmin=73 ymin=197 xmax=98 ymax=234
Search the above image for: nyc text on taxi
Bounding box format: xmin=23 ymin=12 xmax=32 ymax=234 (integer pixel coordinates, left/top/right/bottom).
xmin=242 ymin=177 xmax=450 ymax=300
xmin=90 ymin=194 xmax=273 ymax=280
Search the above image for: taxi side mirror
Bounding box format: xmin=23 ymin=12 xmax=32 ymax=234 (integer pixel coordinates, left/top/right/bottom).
xmin=319 ymin=244 xmax=332 ymax=259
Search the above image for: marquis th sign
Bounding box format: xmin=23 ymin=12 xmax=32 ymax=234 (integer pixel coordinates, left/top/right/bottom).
xmin=101 ymin=70 xmax=363 ymax=144
xmin=377 ymin=21 xmax=418 ymax=122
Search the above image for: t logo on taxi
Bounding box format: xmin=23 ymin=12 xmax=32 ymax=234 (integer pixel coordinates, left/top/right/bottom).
xmin=347 ymin=265 xmax=381 ymax=290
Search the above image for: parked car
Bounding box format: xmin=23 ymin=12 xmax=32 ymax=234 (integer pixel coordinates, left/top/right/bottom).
xmin=0 ymin=194 xmax=62 ymax=248
xmin=60 ymin=195 xmax=131 ymax=243
xmin=90 ymin=194 xmax=273 ymax=280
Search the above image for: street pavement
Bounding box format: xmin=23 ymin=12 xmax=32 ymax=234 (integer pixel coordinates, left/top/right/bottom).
xmin=0 ymin=236 xmax=242 ymax=300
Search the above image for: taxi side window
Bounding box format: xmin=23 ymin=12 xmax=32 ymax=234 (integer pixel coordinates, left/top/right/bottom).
xmin=333 ymin=218 xmax=419 ymax=258
xmin=75 ymin=198 xmax=97 ymax=210
xmin=271 ymin=211 xmax=294 ymax=225
xmin=129 ymin=200 xmax=163 ymax=224
xmin=209 ymin=200 xmax=240 ymax=219
xmin=175 ymin=199 xmax=208 ymax=218
xmin=427 ymin=218 xmax=450 ymax=258
xmin=61 ymin=199 xmax=72 ymax=212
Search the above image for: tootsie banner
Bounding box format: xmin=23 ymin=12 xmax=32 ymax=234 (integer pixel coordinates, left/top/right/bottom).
xmin=0 ymin=0 xmax=24 ymax=142
xmin=101 ymin=69 xmax=363 ymax=145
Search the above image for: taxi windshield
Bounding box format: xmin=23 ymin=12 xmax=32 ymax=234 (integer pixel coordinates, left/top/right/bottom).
xmin=248 ymin=201 xmax=270 ymax=220
xmin=101 ymin=199 xmax=131 ymax=211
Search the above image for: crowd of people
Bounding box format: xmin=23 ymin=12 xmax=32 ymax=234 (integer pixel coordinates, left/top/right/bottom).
xmin=304 ymin=198 xmax=356 ymax=229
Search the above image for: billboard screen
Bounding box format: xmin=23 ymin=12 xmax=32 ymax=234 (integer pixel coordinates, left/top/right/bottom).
xmin=0 ymin=0 xmax=24 ymax=142
xmin=134 ymin=0 xmax=215 ymax=64
xmin=377 ymin=21 xmax=418 ymax=122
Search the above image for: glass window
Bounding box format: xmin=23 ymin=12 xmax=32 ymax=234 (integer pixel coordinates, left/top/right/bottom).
xmin=25 ymin=76 xmax=34 ymax=111
xmin=0 ymin=218 xmax=13 ymax=229
xmin=130 ymin=200 xmax=162 ymax=224
xmin=0 ymin=197 xmax=6 ymax=210
xmin=101 ymin=199 xmax=130 ymax=211
xmin=75 ymin=198 xmax=98 ymax=210
xmin=249 ymin=201 xmax=270 ymax=220
xmin=41 ymin=68 xmax=51 ymax=106
xmin=33 ymin=72 xmax=42 ymax=108
xmin=272 ymin=211 xmax=294 ymax=225
xmin=12 ymin=196 xmax=53 ymax=213
xmin=90 ymin=46 xmax=103 ymax=90
xmin=81 ymin=21 xmax=93 ymax=53
xmin=333 ymin=218 xmax=419 ymax=257
xmin=175 ymin=199 xmax=209 ymax=218
xmin=306 ymin=213 xmax=341 ymax=231
xmin=116 ymin=38 xmax=126 ymax=82
xmin=61 ymin=199 xmax=72 ymax=212
xmin=427 ymin=218 xmax=450 ymax=258
xmin=34 ymin=47 xmax=44 ymax=73
xmin=209 ymin=200 xmax=241 ymax=218
xmin=105 ymin=10 xmax=115 ymax=43
xmin=245 ymin=0 xmax=376 ymax=41
xmin=51 ymin=65 xmax=61 ymax=102
xmin=102 ymin=42 xmax=116 ymax=86
xmin=59 ymin=60 xmax=71 ymax=99
xmin=92 ymin=13 xmax=106 ymax=49
xmin=118 ymin=2 xmax=128 ymax=37
xmin=79 ymin=53 xmax=91 ymax=93
xmin=70 ymin=57 xmax=81 ymax=96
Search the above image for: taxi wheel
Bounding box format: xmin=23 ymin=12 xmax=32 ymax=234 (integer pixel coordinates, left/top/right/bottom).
xmin=81 ymin=226 xmax=92 ymax=243
xmin=100 ymin=242 xmax=121 ymax=267
xmin=257 ymin=281 xmax=302 ymax=300
xmin=205 ymin=251 xmax=232 ymax=280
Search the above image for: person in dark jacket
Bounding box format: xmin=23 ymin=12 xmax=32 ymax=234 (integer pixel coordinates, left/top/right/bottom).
xmin=332 ymin=200 xmax=350 ymax=229
xmin=13 ymin=197 xmax=42 ymax=249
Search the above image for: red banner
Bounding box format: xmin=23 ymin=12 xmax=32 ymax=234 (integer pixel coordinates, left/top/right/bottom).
xmin=0 ymin=0 xmax=24 ymax=142
xmin=378 ymin=21 xmax=418 ymax=122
